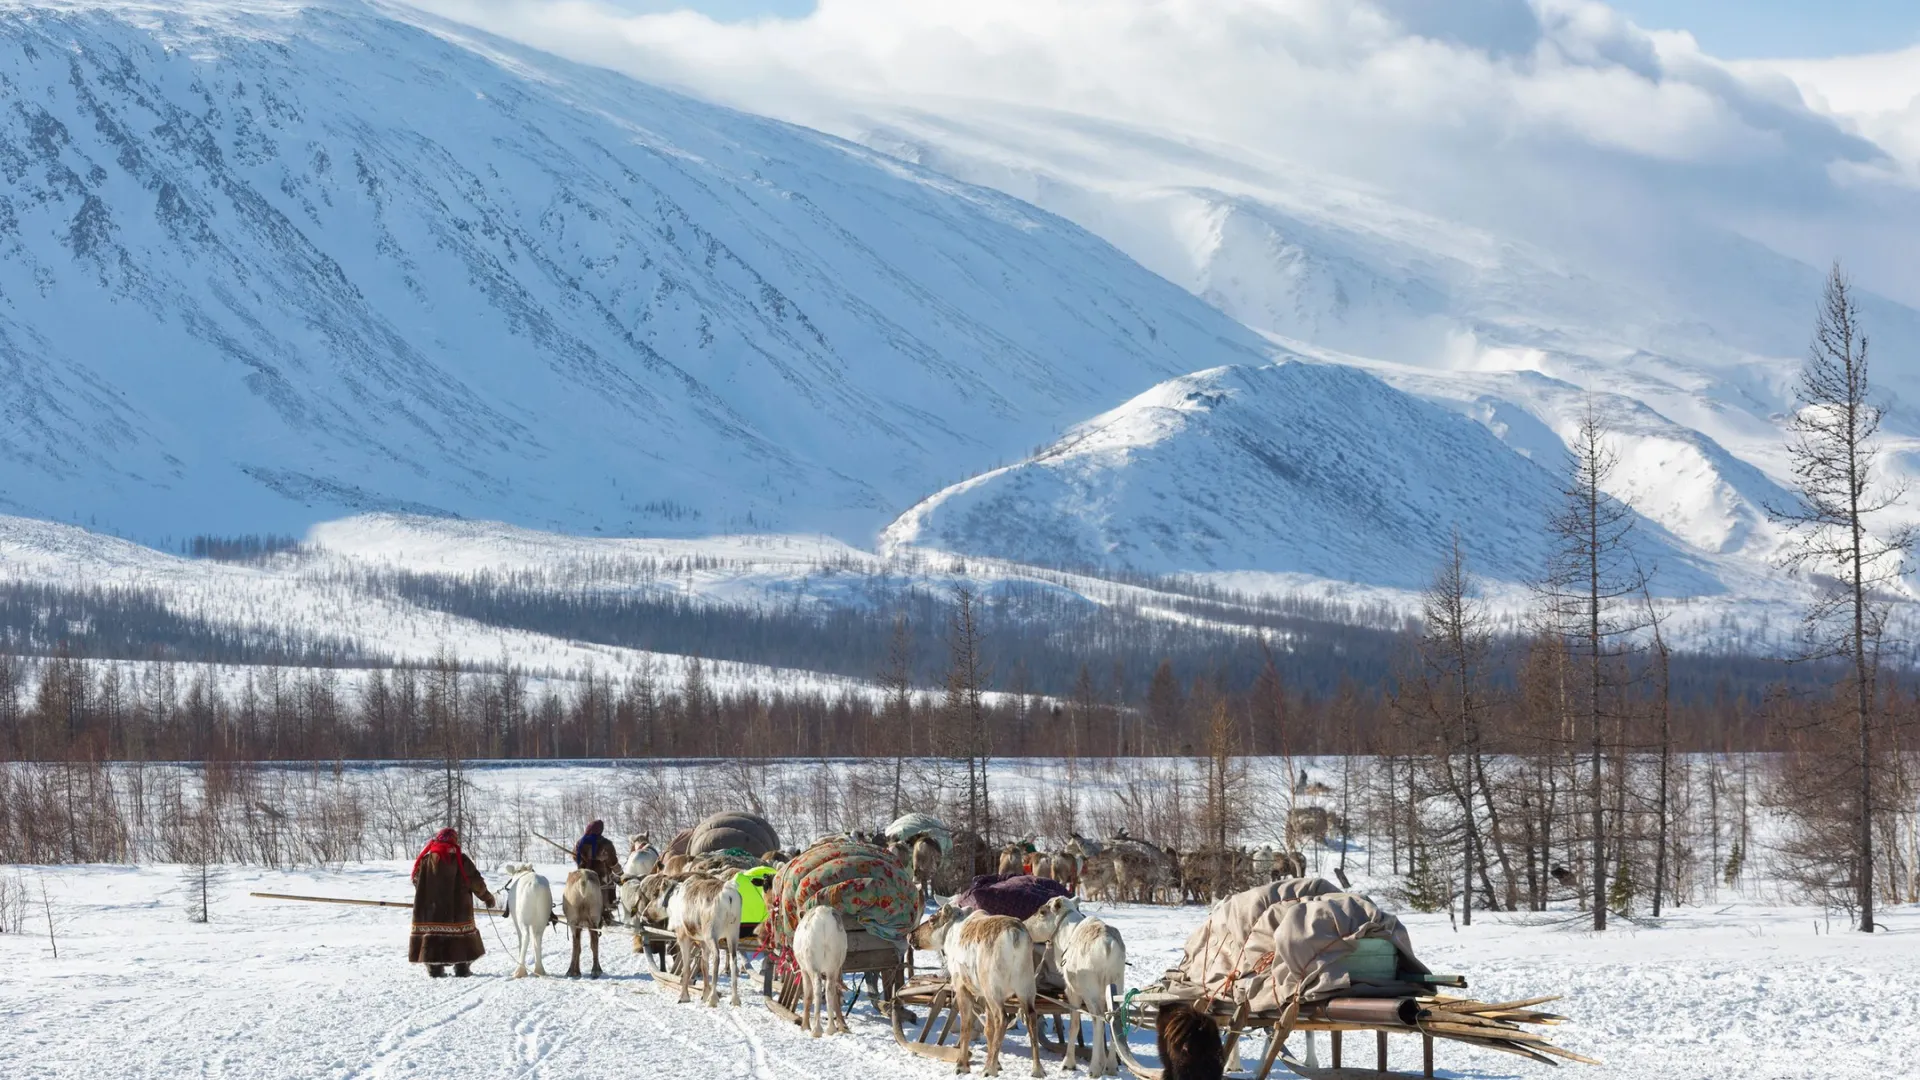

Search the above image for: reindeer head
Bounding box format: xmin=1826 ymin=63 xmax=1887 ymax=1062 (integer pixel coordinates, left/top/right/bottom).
xmin=909 ymin=903 xmax=966 ymax=952
xmin=629 ymin=833 xmax=652 ymax=852
xmin=1024 ymin=895 xmax=1081 ymax=943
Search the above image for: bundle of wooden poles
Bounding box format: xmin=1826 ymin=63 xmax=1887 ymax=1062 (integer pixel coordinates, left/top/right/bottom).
xmin=1305 ymin=994 xmax=1598 ymax=1067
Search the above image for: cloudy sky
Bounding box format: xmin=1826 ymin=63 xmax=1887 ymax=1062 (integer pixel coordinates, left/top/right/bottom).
xmin=413 ymin=1 xmax=1920 ymax=306
xmin=594 ymin=0 xmax=1918 ymax=57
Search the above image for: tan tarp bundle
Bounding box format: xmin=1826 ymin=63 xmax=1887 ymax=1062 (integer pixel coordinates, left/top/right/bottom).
xmin=1167 ymin=880 xmax=1430 ymax=1012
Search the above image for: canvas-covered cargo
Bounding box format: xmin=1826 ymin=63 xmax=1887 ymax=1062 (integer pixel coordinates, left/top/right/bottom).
xmin=884 ymin=812 xmax=953 ymax=854
xmin=761 ymin=836 xmax=919 ymax=956
xmin=955 ymin=873 xmax=1071 ymax=920
xmin=1166 ymin=880 xmax=1431 ymax=1012
xmin=669 ymin=811 xmax=781 ymax=858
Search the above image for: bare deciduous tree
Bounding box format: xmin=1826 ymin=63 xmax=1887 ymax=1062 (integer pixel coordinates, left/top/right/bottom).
xmin=1542 ymin=408 xmax=1647 ymax=930
xmin=943 ymin=587 xmax=991 ymax=860
xmin=1767 ymin=262 xmax=1912 ymax=933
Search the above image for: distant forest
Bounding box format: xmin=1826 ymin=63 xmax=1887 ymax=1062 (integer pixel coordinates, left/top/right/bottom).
xmin=0 ymin=567 xmax=1834 ymax=765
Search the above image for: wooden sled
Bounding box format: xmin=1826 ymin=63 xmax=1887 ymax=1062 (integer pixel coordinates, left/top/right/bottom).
xmin=889 ymin=974 xmax=1082 ymax=1065
xmin=1111 ymin=988 xmax=1594 ymax=1080
xmin=763 ymin=928 xmax=906 ymax=1028
xmin=637 ymin=921 xmax=763 ymax=996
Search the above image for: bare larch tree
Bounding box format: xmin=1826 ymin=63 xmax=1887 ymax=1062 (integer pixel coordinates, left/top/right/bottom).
xmin=943 ymin=586 xmax=991 ymax=861
xmin=1767 ymin=262 xmax=1911 ymax=934
xmin=1543 ymin=408 xmax=1646 ymax=930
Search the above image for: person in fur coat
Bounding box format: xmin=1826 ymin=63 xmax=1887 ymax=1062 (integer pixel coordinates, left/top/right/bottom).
xmin=409 ymin=828 xmax=494 ymax=977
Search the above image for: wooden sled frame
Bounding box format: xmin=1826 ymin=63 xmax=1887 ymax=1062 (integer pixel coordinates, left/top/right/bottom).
xmin=636 ymin=922 xmax=763 ymax=996
xmin=889 ymin=975 xmax=1088 ymax=1066
xmin=1110 ymin=989 xmax=1590 ymax=1080
xmin=763 ymin=927 xmax=907 ymax=1029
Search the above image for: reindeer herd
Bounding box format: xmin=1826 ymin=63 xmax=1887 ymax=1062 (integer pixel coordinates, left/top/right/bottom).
xmin=1003 ymin=825 xmax=1330 ymax=907
xmin=474 ymin=811 xmax=1337 ymax=1077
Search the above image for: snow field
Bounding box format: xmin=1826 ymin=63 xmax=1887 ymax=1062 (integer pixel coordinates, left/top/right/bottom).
xmin=1 ymin=860 xmax=1912 ymax=1080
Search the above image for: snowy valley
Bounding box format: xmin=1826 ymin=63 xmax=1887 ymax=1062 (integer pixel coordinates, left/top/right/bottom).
xmin=1 ymin=0 xmax=1912 ymax=644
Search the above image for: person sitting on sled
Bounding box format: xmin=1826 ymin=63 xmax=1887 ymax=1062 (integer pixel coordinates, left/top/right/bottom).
xmin=574 ymin=819 xmax=621 ymax=925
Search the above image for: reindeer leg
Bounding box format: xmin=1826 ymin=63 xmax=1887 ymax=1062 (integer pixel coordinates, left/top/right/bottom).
xmin=590 ymin=929 xmax=603 ymax=978
xmin=954 ymin=988 xmax=974 ymax=1075
xmin=1062 ymin=999 xmax=1080 ymax=1074
xmin=834 ymin=968 xmax=852 ymax=1034
xmin=675 ymin=931 xmax=693 ymax=1003
xmin=568 ymin=926 xmax=582 ymax=978
xmin=804 ymin=970 xmax=819 ymax=1037
xmin=1030 ymin=1000 xmax=1047 ymax=1079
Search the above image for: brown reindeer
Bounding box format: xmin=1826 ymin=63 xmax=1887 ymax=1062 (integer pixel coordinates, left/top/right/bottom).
xmin=562 ymin=869 xmax=605 ymax=978
xmin=912 ymin=905 xmax=1044 ymax=1077
xmin=997 ymin=842 xmax=1027 ymax=877
xmin=1157 ymin=1001 xmax=1226 ymax=1080
xmin=910 ymin=836 xmax=942 ymax=906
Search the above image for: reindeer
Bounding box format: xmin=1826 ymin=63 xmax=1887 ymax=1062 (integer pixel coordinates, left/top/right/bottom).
xmin=1078 ymin=852 xmax=1119 ymax=903
xmin=911 ymin=905 xmax=1045 ymax=1077
xmin=1035 ymin=851 xmax=1078 ymax=891
xmin=1287 ymin=806 xmax=1336 ymax=848
xmin=793 ymin=905 xmax=850 ymax=1037
xmin=998 ymin=842 xmax=1028 ymax=877
xmin=625 ymin=833 xmax=661 ymax=880
xmin=1112 ymin=844 xmax=1164 ymax=904
xmin=668 ymin=875 xmax=745 ymax=1006
xmin=623 ymin=871 xmax=681 ymax=952
xmin=1156 ymin=1001 xmax=1226 ymax=1080
xmin=910 ymin=836 xmax=942 ymax=906
xmin=1026 ymin=897 xmax=1126 ymax=1076
xmin=500 ymin=865 xmax=553 ymax=978
xmin=563 ymin=869 xmax=605 ymax=978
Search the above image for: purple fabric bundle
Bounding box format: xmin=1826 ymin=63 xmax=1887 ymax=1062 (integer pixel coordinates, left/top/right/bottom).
xmin=956 ymin=873 xmax=1070 ymax=920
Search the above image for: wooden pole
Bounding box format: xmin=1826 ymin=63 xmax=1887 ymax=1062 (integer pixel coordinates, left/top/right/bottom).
xmin=251 ymin=891 xmax=411 ymax=909
xmin=250 ymin=892 xmax=504 ymax=917
xmin=533 ymin=831 xmax=577 ymax=858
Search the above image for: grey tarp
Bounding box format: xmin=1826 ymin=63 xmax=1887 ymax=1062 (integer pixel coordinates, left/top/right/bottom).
xmin=884 ymin=812 xmax=953 ymax=854
xmin=1167 ymin=881 xmax=1430 ymax=1012
xmin=682 ymin=811 xmax=780 ymax=857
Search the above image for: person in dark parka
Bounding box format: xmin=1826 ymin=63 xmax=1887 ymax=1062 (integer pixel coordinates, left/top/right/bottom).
xmin=574 ymin=819 xmax=620 ymax=926
xmin=409 ymin=827 xmax=493 ymax=977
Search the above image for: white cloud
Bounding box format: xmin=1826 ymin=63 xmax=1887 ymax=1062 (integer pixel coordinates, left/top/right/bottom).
xmin=400 ymin=0 xmax=1920 ymax=304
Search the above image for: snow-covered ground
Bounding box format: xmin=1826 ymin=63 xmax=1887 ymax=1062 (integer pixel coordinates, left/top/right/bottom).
xmin=2 ymin=859 xmax=1911 ymax=1080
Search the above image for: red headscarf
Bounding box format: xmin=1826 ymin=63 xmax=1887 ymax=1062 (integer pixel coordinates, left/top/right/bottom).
xmin=413 ymin=827 xmax=472 ymax=886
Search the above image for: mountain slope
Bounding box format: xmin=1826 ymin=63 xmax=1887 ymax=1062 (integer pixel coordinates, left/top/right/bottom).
xmin=0 ymin=0 xmax=1270 ymax=541
xmin=882 ymin=360 xmax=1719 ymax=593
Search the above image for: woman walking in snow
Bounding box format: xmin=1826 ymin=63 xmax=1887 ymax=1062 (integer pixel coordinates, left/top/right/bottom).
xmin=409 ymin=828 xmax=494 ymax=978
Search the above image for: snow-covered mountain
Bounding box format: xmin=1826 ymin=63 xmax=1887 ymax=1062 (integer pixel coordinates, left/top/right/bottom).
xmin=2 ymin=0 xmax=1896 ymax=628
xmin=840 ymin=106 xmax=1920 ymax=536
xmin=882 ymin=359 xmax=1720 ymax=594
xmin=0 ymin=0 xmax=1272 ymax=541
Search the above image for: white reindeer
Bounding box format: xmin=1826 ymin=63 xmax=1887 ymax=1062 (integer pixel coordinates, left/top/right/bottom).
xmin=499 ymin=865 xmax=553 ymax=978
xmin=625 ymin=833 xmax=661 ymax=879
xmin=911 ymin=904 xmax=1044 ymax=1078
xmin=793 ymin=905 xmax=850 ymax=1037
xmin=1026 ymin=897 xmax=1127 ymax=1076
xmin=668 ymin=876 xmax=744 ymax=1007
